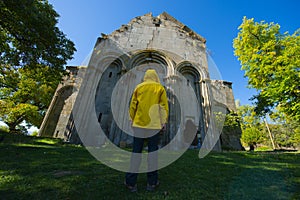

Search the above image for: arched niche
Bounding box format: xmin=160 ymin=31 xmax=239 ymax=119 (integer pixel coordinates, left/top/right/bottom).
xmin=175 ymin=62 xmax=205 ymax=147
xmin=95 ymin=58 xmax=124 ymax=137
xmin=176 ymin=61 xmax=201 ymax=94
xmin=40 ymin=85 xmax=75 ymax=138
xmin=128 ymin=50 xmax=172 ymax=82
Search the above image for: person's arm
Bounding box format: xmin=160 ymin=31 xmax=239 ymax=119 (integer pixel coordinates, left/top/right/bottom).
xmin=129 ymin=88 xmax=138 ymax=121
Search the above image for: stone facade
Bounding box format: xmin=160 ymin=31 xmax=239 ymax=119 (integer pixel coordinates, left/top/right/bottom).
xmin=39 ymin=12 xmax=243 ymax=151
xmin=38 ymin=66 xmax=85 ymax=144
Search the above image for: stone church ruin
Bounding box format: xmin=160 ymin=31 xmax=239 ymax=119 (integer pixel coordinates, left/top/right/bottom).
xmin=38 ymin=12 xmax=243 ymax=151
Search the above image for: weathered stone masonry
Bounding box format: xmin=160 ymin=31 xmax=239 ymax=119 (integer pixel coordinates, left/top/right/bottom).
xmin=39 ymin=12 xmax=243 ymax=151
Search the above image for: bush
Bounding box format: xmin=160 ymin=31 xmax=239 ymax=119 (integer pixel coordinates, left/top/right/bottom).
xmin=241 ymin=126 xmax=265 ymax=147
xmin=31 ymin=130 xmax=39 ymax=137
xmin=0 ymin=125 xmax=9 ymax=133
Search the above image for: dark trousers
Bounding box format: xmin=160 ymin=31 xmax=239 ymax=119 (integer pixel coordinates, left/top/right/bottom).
xmin=125 ymin=128 xmax=160 ymax=186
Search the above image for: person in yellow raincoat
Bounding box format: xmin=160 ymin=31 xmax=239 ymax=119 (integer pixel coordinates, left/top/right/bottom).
xmin=125 ymin=69 xmax=169 ymax=192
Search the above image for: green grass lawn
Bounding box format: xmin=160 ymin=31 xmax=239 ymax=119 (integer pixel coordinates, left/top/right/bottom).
xmin=0 ymin=133 xmax=299 ymax=200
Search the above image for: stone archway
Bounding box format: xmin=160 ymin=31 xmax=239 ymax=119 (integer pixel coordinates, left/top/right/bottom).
xmin=128 ymin=50 xmax=170 ymax=76
xmin=176 ymin=62 xmax=205 ymax=147
xmin=94 ymin=50 xmax=175 ymax=146
xmin=39 ymin=85 xmax=75 ymax=138
xmin=95 ymin=58 xmax=123 ymax=138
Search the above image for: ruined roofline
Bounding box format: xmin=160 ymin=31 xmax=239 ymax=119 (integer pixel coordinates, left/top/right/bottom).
xmin=158 ymin=12 xmax=206 ymax=43
xmin=211 ymin=79 xmax=233 ymax=88
xmin=99 ymin=12 xmax=206 ymax=44
xmin=66 ymin=66 xmax=87 ymax=69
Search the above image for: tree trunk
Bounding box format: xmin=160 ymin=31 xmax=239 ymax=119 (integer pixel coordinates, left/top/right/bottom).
xmin=8 ymin=124 xmax=18 ymax=134
xmin=6 ymin=117 xmax=24 ymax=134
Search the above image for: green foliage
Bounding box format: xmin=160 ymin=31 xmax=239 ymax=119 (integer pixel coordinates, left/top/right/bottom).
xmin=0 ymin=125 xmax=9 ymax=133
xmin=31 ymin=130 xmax=39 ymax=137
xmin=0 ymin=0 xmax=76 ymax=67
xmin=290 ymin=132 xmax=300 ymax=148
xmin=269 ymin=108 xmax=300 ymax=148
xmin=237 ymin=104 xmax=300 ymax=149
xmin=0 ymin=0 xmax=76 ymax=132
xmin=237 ymin=105 xmax=267 ymax=147
xmin=223 ymin=111 xmax=240 ymax=130
xmin=241 ymin=126 xmax=265 ymax=147
xmin=237 ymin=105 xmax=261 ymax=128
xmin=233 ymin=17 xmax=300 ymax=122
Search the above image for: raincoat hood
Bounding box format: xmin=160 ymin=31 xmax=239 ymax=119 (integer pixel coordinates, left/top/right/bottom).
xmin=143 ymin=69 xmax=160 ymax=83
xmin=129 ymin=69 xmax=168 ymax=129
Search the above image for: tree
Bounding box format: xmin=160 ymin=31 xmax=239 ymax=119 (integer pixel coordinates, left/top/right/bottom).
xmin=269 ymin=107 xmax=300 ymax=149
xmin=233 ymin=17 xmax=300 ymax=122
xmin=237 ymin=105 xmax=267 ymax=150
xmin=0 ymin=0 xmax=76 ymax=133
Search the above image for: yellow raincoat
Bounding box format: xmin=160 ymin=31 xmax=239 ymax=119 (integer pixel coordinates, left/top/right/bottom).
xmin=129 ymin=69 xmax=169 ymax=129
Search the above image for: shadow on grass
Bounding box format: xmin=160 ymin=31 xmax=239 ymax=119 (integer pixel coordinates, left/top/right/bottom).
xmin=0 ymin=132 xmax=64 ymax=146
xmin=0 ymin=134 xmax=299 ymax=200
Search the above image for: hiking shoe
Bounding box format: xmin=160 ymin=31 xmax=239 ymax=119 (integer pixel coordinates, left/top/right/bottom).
xmin=124 ymin=181 xmax=137 ymax=192
xmin=146 ymin=181 xmax=159 ymax=191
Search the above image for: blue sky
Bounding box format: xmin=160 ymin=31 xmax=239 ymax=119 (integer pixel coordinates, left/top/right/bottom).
xmin=48 ymin=0 xmax=300 ymax=106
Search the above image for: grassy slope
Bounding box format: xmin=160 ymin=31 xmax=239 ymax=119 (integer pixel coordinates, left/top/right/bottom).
xmin=0 ymin=133 xmax=299 ymax=200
